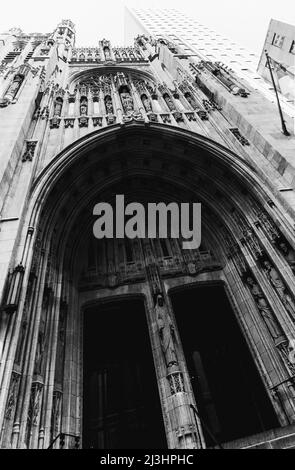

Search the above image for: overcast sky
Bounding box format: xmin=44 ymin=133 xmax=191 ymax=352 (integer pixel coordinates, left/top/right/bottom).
xmin=0 ymin=0 xmax=294 ymax=54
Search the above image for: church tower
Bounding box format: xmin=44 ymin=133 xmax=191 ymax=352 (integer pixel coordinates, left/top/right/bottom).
xmin=0 ymin=13 xmax=295 ymax=449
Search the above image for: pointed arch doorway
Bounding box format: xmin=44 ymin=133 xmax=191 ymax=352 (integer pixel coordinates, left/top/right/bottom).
xmin=82 ymin=297 xmax=167 ymax=449
xmin=170 ymin=283 xmax=279 ymax=446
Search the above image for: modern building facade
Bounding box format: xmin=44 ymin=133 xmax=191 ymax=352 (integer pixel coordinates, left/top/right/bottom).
xmin=125 ymin=8 xmax=295 ymax=119
xmin=257 ymin=19 xmax=295 ymax=105
xmin=0 ymin=11 xmax=295 ymax=449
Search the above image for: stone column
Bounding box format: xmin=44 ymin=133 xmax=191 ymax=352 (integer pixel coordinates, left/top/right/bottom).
xmin=142 ymin=239 xmax=205 ymax=448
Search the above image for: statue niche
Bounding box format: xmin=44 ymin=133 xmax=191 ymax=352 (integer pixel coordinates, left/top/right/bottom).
xmin=104 ymin=95 xmax=114 ymax=114
xmin=163 ymin=93 xmax=176 ymax=112
xmin=184 ymin=92 xmax=198 ymax=110
xmin=103 ymin=46 xmax=111 ymax=61
xmin=141 ymin=93 xmax=152 ymax=113
xmin=53 ymin=97 xmax=63 ymax=116
xmin=119 ymin=85 xmax=134 ymax=115
xmin=79 ymin=95 xmax=88 ymax=127
xmin=80 ymin=96 xmax=88 ymax=115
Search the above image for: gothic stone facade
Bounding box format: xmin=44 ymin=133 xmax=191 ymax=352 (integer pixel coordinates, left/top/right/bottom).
xmin=0 ymin=20 xmax=295 ymax=449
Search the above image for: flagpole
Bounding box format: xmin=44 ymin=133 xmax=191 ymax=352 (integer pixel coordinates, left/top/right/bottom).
xmin=265 ymin=50 xmax=290 ymax=136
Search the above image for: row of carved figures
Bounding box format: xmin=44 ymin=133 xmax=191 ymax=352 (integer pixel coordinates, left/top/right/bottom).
xmin=222 ymin=207 xmax=295 ymax=379
xmin=44 ymin=74 xmax=218 ymax=125
xmin=71 ymin=46 xmax=144 ymax=63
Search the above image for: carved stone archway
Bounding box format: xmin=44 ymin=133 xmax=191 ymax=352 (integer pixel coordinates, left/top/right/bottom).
xmin=1 ymin=123 xmax=295 ymax=449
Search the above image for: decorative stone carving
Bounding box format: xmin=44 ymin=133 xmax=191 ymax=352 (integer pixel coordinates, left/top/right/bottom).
xmin=197 ymin=110 xmax=209 ymax=120
xmin=50 ymin=391 xmax=62 ymax=442
xmin=34 ymin=330 xmax=46 ymax=376
xmin=155 ymin=293 xmax=178 ymax=370
xmin=168 ymin=371 xmax=185 ymax=395
xmin=161 ymin=114 xmax=171 ymax=124
xmin=5 ymin=372 xmax=20 ymax=420
xmin=254 ymin=207 xmax=280 ymax=242
xmin=148 ymin=112 xmax=158 ymax=122
xmin=106 ymin=114 xmax=116 ymax=125
xmin=28 ymin=382 xmax=43 ymax=426
xmin=244 ymin=275 xmax=284 ymax=341
xmin=123 ymin=111 xmax=144 ymax=123
xmin=92 ymin=117 xmax=103 ymax=127
xmin=80 ymin=96 xmax=88 ymax=116
xmin=0 ymin=67 xmax=27 ymax=107
xmin=22 ymin=141 xmax=37 ymax=162
xmin=184 ymin=91 xmax=198 ymax=110
xmin=33 ymin=106 xmax=41 ymax=120
xmin=119 ymin=87 xmax=134 ymax=115
xmin=49 ymin=117 xmax=61 ymax=129
xmin=278 ymin=241 xmax=295 ymax=274
xmin=78 ymin=116 xmax=89 ymax=128
xmin=173 ymin=112 xmax=184 ymax=123
xmin=231 ymin=214 xmax=264 ymax=259
xmin=202 ymin=98 xmax=222 ymax=111
xmin=229 ymin=127 xmax=250 ymax=146
xmin=64 ymin=118 xmax=75 ymax=128
xmin=101 ymin=39 xmax=112 ymax=61
xmin=276 ymin=341 xmax=295 ymax=375
xmin=104 ymin=95 xmax=114 ymax=114
xmin=185 ymin=112 xmax=196 ymax=122
xmin=41 ymin=106 xmax=49 ymax=119
xmin=53 ymin=97 xmax=63 ymax=117
xmin=141 ymin=93 xmax=152 ymax=112
xmin=136 ymin=35 xmax=147 ymax=51
xmin=163 ymin=92 xmax=176 ymax=112
xmin=24 ymin=381 xmax=43 ymax=448
xmin=68 ymin=92 xmax=76 ymax=103
xmin=262 ymin=260 xmax=295 ymax=320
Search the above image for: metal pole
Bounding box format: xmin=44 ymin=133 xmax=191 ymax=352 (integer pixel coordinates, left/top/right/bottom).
xmin=265 ymin=50 xmax=290 ymax=136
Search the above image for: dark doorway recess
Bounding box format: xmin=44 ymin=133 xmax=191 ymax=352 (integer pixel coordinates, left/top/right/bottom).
xmin=170 ymin=284 xmax=279 ymax=446
xmin=83 ymin=298 xmax=167 ymax=449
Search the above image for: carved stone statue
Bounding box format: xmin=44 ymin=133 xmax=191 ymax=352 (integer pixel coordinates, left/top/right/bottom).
xmin=155 ymin=293 xmax=178 ymax=369
xmin=80 ymin=98 xmax=88 ymax=115
xmin=163 ymin=93 xmax=176 ymax=111
xmin=278 ymin=241 xmax=295 ymax=274
xmin=141 ymin=94 xmax=152 ymax=112
xmin=184 ymin=92 xmax=198 ymax=110
xmin=53 ymin=99 xmax=63 ymax=116
xmin=104 ymin=95 xmax=113 ymax=114
xmin=103 ymin=47 xmax=111 ymax=61
xmin=262 ymin=260 xmax=295 ymax=318
xmin=245 ymin=276 xmax=283 ymax=340
xmin=120 ymin=91 xmax=134 ymax=114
